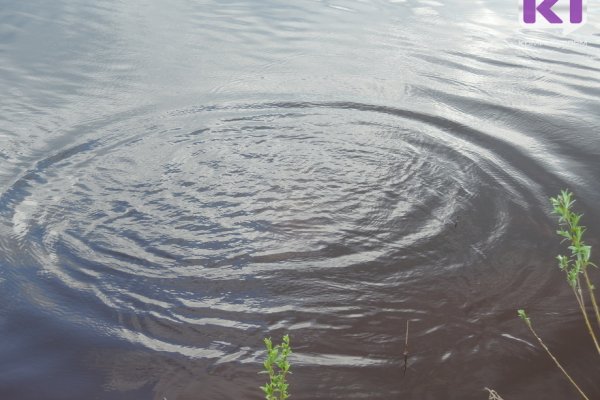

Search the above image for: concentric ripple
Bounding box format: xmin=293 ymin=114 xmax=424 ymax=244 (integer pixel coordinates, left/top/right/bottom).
xmin=0 ymin=102 xmax=554 ymax=363
xmin=3 ymin=0 xmax=600 ymax=396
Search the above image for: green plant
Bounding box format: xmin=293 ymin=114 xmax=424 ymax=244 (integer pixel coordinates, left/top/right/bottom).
xmin=515 ymin=190 xmax=600 ymax=400
xmin=551 ymin=190 xmax=600 ymax=353
xmin=260 ymin=335 xmax=292 ymax=400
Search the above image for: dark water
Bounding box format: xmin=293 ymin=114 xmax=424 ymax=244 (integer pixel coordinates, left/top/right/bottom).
xmin=1 ymin=0 xmax=600 ymax=399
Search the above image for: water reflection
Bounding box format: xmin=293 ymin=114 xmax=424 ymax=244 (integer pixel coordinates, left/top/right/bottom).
xmin=1 ymin=0 xmax=599 ymax=399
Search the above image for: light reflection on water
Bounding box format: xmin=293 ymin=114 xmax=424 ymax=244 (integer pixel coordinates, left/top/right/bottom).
xmin=0 ymin=0 xmax=600 ymax=399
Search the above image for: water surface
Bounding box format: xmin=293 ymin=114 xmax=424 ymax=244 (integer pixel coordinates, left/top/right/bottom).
xmin=1 ymin=0 xmax=600 ymax=399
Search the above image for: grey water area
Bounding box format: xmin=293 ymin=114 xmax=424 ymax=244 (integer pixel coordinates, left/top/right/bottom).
xmin=1 ymin=0 xmax=600 ymax=399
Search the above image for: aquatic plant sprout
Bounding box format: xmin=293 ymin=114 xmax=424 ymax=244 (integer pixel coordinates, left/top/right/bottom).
xmin=260 ymin=335 xmax=292 ymax=400
xmin=515 ymin=190 xmax=599 ymax=400
xmin=551 ymin=190 xmax=600 ymax=353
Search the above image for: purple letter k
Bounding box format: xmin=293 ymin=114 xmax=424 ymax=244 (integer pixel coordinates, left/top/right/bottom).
xmin=523 ymin=0 xmax=563 ymax=23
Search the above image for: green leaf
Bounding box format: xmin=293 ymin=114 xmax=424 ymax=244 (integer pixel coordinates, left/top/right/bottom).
xmin=568 ymin=269 xmax=578 ymax=287
xmin=581 ymin=245 xmax=591 ymax=263
xmin=518 ymin=309 xmax=529 ymax=323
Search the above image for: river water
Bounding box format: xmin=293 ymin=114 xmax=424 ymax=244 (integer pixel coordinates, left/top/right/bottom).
xmin=1 ymin=0 xmax=600 ymax=399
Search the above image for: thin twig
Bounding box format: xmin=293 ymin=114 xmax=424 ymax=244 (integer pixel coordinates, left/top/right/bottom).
xmin=403 ymin=320 xmax=409 ymax=377
xmin=583 ymin=269 xmax=600 ymax=334
xmin=484 ymin=387 xmax=504 ymax=400
xmin=524 ymin=318 xmax=590 ymax=400
xmin=572 ymin=284 xmax=600 ymax=355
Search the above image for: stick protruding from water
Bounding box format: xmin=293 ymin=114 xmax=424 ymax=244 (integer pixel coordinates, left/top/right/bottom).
xmin=402 ymin=320 xmax=409 ymax=377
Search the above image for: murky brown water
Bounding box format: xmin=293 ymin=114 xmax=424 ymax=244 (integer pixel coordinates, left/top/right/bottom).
xmin=1 ymin=0 xmax=600 ymax=399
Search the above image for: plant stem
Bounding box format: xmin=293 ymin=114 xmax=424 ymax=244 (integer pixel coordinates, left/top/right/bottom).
xmin=571 ymin=284 xmax=600 ymax=355
xmin=524 ymin=319 xmax=590 ymax=400
xmin=583 ymin=268 xmax=600 ymax=334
